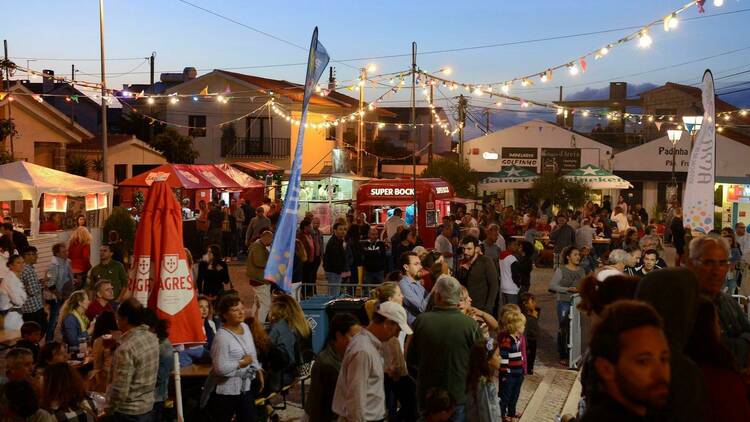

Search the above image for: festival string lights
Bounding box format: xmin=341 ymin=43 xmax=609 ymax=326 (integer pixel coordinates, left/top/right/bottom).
xmin=415 ymin=0 xmax=723 ymax=112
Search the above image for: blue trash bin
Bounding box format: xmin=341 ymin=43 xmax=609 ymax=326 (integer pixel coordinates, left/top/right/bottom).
xmin=301 ymin=295 xmax=334 ymax=353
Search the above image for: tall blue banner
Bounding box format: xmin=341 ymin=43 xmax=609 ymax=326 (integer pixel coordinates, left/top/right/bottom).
xmin=264 ymin=28 xmax=329 ymax=291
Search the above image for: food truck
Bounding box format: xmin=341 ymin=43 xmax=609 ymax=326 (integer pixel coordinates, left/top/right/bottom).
xmin=356 ymin=178 xmax=455 ymax=248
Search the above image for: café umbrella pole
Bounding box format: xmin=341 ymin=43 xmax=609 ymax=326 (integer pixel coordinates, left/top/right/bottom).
xmin=174 ymin=352 xmax=184 ymax=422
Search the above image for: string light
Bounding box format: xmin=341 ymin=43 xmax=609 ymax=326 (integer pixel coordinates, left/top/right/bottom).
xmin=664 ymin=13 xmax=679 ymax=31
xmin=714 ymin=0 xmax=724 ymax=6
xmin=638 ymin=30 xmax=653 ymax=48
xmin=147 ymin=97 xmax=155 ymax=105
xmin=568 ymin=63 xmax=579 ymax=76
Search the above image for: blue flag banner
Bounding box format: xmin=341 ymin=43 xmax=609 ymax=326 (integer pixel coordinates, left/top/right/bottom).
xmin=264 ymin=28 xmax=329 ymax=292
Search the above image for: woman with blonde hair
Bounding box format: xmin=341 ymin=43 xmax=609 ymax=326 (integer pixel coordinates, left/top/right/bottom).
xmin=58 ymin=290 xmax=94 ymax=355
xmin=67 ymin=226 xmax=92 ymax=288
xmin=267 ymin=294 xmax=312 ymax=391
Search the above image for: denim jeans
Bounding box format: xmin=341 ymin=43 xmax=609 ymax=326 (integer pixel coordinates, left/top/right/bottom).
xmin=364 ymin=271 xmax=385 ymax=284
xmin=557 ymin=300 xmax=572 ymax=360
xmin=45 ymin=299 xmax=60 ymax=342
xmin=105 ymin=411 xmax=154 ymax=422
xmin=325 ymin=272 xmax=342 ymax=297
xmin=451 ymin=404 xmax=466 ymax=422
xmin=500 ymin=374 xmax=524 ymax=417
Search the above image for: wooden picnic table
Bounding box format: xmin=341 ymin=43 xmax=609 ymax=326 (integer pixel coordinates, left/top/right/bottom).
xmin=175 ymin=363 xmax=212 ymax=378
xmin=511 ymin=235 xmax=612 ymax=244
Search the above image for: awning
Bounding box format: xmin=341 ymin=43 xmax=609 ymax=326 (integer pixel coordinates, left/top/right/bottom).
xmin=359 ymin=199 xmax=415 ymax=207
xmin=234 ymin=161 xmax=284 ymax=172
xmin=451 ymin=197 xmax=479 ymax=204
xmin=187 ymin=165 xmax=243 ymax=190
xmin=563 ymin=164 xmax=633 ymax=189
xmin=479 ymin=165 xmax=539 ymax=190
xmin=119 ymin=164 xmax=215 ymax=189
xmin=214 ymin=163 xmax=265 ymax=188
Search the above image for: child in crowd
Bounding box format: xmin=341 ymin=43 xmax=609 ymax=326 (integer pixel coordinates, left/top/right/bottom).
xmin=466 ymin=337 xmax=502 ymax=422
xmin=423 ymin=388 xmax=456 ymax=422
xmin=519 ymin=293 xmax=539 ymax=375
xmin=579 ymin=246 xmax=597 ymax=275
xmin=498 ymin=305 xmax=527 ymax=422
xmin=15 ymin=321 xmax=43 ymax=362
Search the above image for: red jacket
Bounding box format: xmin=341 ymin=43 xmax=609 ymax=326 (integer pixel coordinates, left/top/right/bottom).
xmin=68 ymin=239 xmax=91 ymax=274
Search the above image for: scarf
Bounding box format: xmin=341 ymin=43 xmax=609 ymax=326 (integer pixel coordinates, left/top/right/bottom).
xmin=72 ymin=309 xmax=90 ymax=333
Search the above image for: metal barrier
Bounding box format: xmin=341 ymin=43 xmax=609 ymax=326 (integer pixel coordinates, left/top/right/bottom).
xmin=568 ymin=294 xmax=583 ymax=370
xmin=298 ymin=282 xmax=381 ymax=301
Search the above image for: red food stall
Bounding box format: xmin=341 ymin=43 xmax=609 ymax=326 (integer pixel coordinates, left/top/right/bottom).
xmin=357 ymin=178 xmax=455 ymax=248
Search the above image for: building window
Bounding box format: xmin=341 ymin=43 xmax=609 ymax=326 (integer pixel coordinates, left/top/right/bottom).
xmin=188 ymin=115 xmax=207 ymax=137
xmin=114 ymin=164 xmax=128 ymax=184
xmin=326 ymin=125 xmax=336 ymax=141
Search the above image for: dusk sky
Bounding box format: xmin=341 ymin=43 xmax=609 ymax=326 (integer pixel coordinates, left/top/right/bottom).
xmin=5 ymin=0 xmax=750 ymax=129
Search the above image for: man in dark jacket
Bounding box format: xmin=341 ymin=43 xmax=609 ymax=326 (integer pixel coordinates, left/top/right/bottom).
xmin=550 ymin=215 xmax=576 ymax=269
xmin=362 ymin=226 xmax=387 ymax=284
xmin=633 ymin=267 xmax=707 ymax=422
xmin=581 ymin=300 xmax=670 ymax=422
xmin=324 ymin=222 xmax=348 ymax=296
xmin=455 ymin=236 xmax=498 ymax=315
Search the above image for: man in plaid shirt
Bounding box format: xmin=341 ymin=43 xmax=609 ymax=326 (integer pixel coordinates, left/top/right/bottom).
xmin=108 ymin=298 xmax=159 ymax=421
xmin=20 ymin=246 xmax=47 ymax=331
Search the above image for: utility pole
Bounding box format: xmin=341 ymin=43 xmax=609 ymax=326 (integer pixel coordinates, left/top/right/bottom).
xmin=71 ymin=64 xmax=75 ymax=82
xmin=428 ymin=84 xmax=434 ymax=161
xmin=98 ymin=0 xmax=108 ymax=183
xmin=3 ymin=40 xmax=14 ymax=156
xmin=411 ymin=42 xmax=418 ymax=235
xmin=485 ymin=108 xmax=491 ymax=133
xmin=357 ymin=67 xmax=365 ymax=175
xmin=148 ymin=52 xmax=155 ymax=142
xmin=457 ymin=94 xmax=467 ymax=162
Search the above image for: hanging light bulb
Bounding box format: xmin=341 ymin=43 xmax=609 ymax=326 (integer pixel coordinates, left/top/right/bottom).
xmin=169 ymin=96 xmax=179 ymax=104
xmin=366 ymin=63 xmax=377 ymax=73
xmin=582 ymin=110 xmax=590 ymax=117
xmin=495 ymin=101 xmax=502 ymax=107
xmin=501 ymin=84 xmax=510 ymax=94
xmin=664 ymin=13 xmax=679 ymax=31
xmin=540 ymin=73 xmax=548 ymax=83
xmin=473 ymin=86 xmax=483 ymax=96
xmin=723 ymin=114 xmax=731 ymax=121
xmin=714 ymin=0 xmax=724 ymax=6
xmin=217 ymin=95 xmax=225 ymax=103
xmin=638 ymin=30 xmax=653 ymax=48
xmin=600 ymin=46 xmax=609 ymax=56
xmin=568 ymin=63 xmax=579 ymax=76
xmin=147 ymin=97 xmax=155 ymax=105
xmin=648 ymin=116 xmax=654 ymax=122
xmin=740 ymin=110 xmax=748 ymax=117
xmin=440 ymin=67 xmax=452 ymax=75
xmin=556 ymin=108 xmax=564 ymax=115
xmin=521 ymin=78 xmax=530 ymax=87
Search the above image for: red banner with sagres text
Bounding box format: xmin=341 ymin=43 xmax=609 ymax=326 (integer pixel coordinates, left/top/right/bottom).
xmin=128 ymin=178 xmax=205 ymax=345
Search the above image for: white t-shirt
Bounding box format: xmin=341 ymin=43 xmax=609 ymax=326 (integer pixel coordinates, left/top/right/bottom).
xmin=385 ymin=216 xmax=406 ymax=240
xmin=499 ymin=254 xmax=519 ymax=295
xmin=434 ymin=234 xmax=454 ymax=270
xmin=737 ymin=233 xmax=750 ymax=264
xmin=611 ymin=213 xmax=629 ymax=234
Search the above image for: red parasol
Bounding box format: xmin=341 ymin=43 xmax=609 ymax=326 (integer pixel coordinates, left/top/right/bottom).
xmin=127 ymin=177 xmax=205 ymax=345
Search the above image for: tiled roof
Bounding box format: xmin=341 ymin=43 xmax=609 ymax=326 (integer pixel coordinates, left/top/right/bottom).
xmin=639 ymin=82 xmax=738 ymax=112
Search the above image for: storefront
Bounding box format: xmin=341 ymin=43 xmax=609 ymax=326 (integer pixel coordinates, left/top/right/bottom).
xmin=356 ymin=178 xmax=454 ymax=248
xmin=465 ymin=120 xmax=613 ymax=207
xmin=614 ymin=132 xmax=750 ymax=226
xmin=281 ymin=174 xmax=370 ymax=234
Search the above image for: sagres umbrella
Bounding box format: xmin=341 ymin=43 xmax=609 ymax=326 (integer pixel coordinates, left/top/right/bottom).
xmin=128 ymin=176 xmax=205 ymax=345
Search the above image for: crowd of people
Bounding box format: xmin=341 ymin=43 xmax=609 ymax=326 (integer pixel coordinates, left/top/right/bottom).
xmin=2 ymin=192 xmax=750 ymax=421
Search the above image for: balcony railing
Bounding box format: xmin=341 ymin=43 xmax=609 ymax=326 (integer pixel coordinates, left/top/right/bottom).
xmin=221 ymin=136 xmax=290 ymax=158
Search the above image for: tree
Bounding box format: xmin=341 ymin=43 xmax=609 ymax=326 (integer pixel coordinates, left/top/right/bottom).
xmin=66 ymin=155 xmax=90 ymax=177
xmin=119 ymin=109 xmax=165 ymax=142
xmin=150 ymin=128 xmax=199 ymax=164
xmin=530 ymin=173 xmax=591 ymax=211
xmin=104 ymin=207 xmax=137 ymax=256
xmin=421 ymin=158 xmax=479 ymax=198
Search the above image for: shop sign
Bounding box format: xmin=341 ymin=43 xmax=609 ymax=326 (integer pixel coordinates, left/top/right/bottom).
xmin=501 ymin=147 xmax=538 ymax=171
xmin=541 ymin=148 xmax=581 ymax=175
xmin=435 ymin=186 xmax=450 ymax=194
xmin=370 ymin=187 xmax=414 ymax=196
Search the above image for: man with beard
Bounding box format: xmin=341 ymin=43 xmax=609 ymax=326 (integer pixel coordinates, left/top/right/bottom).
xmin=455 ymin=236 xmax=498 ymax=315
xmin=581 ymin=300 xmax=670 ymax=421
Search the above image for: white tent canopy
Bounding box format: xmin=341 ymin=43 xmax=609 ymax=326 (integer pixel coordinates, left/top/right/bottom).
xmin=0 ymin=161 xmax=114 ymax=236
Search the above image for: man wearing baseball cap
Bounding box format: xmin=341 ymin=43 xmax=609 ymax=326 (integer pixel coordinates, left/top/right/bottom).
xmin=332 ymin=301 xmax=411 ymax=421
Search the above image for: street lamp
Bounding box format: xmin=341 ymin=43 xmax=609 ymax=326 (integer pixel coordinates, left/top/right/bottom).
xmin=667 ymin=129 xmax=683 ymax=187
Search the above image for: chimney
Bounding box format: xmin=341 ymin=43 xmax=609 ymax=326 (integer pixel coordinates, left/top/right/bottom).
xmin=328 ymin=67 xmax=336 ymax=92
xmin=609 ymin=82 xmax=627 ymax=100
xmin=42 ymin=69 xmax=55 ymax=94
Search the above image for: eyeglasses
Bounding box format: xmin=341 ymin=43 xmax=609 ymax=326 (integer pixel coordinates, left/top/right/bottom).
xmin=696 ymin=259 xmax=730 ymax=268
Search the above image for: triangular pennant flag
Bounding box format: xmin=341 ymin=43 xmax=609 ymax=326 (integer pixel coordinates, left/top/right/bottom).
xmin=199 ymin=86 xmax=208 ymax=96
xmin=0 ymin=92 xmax=6 ymax=101
xmin=545 ymin=69 xmax=552 ymax=82
xmin=224 ymin=84 xmax=231 ymax=94
xmin=71 ymin=95 xmax=79 ymax=103
xmin=654 ymin=121 xmax=663 ymax=131
xmin=579 ymin=57 xmax=587 ymax=73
